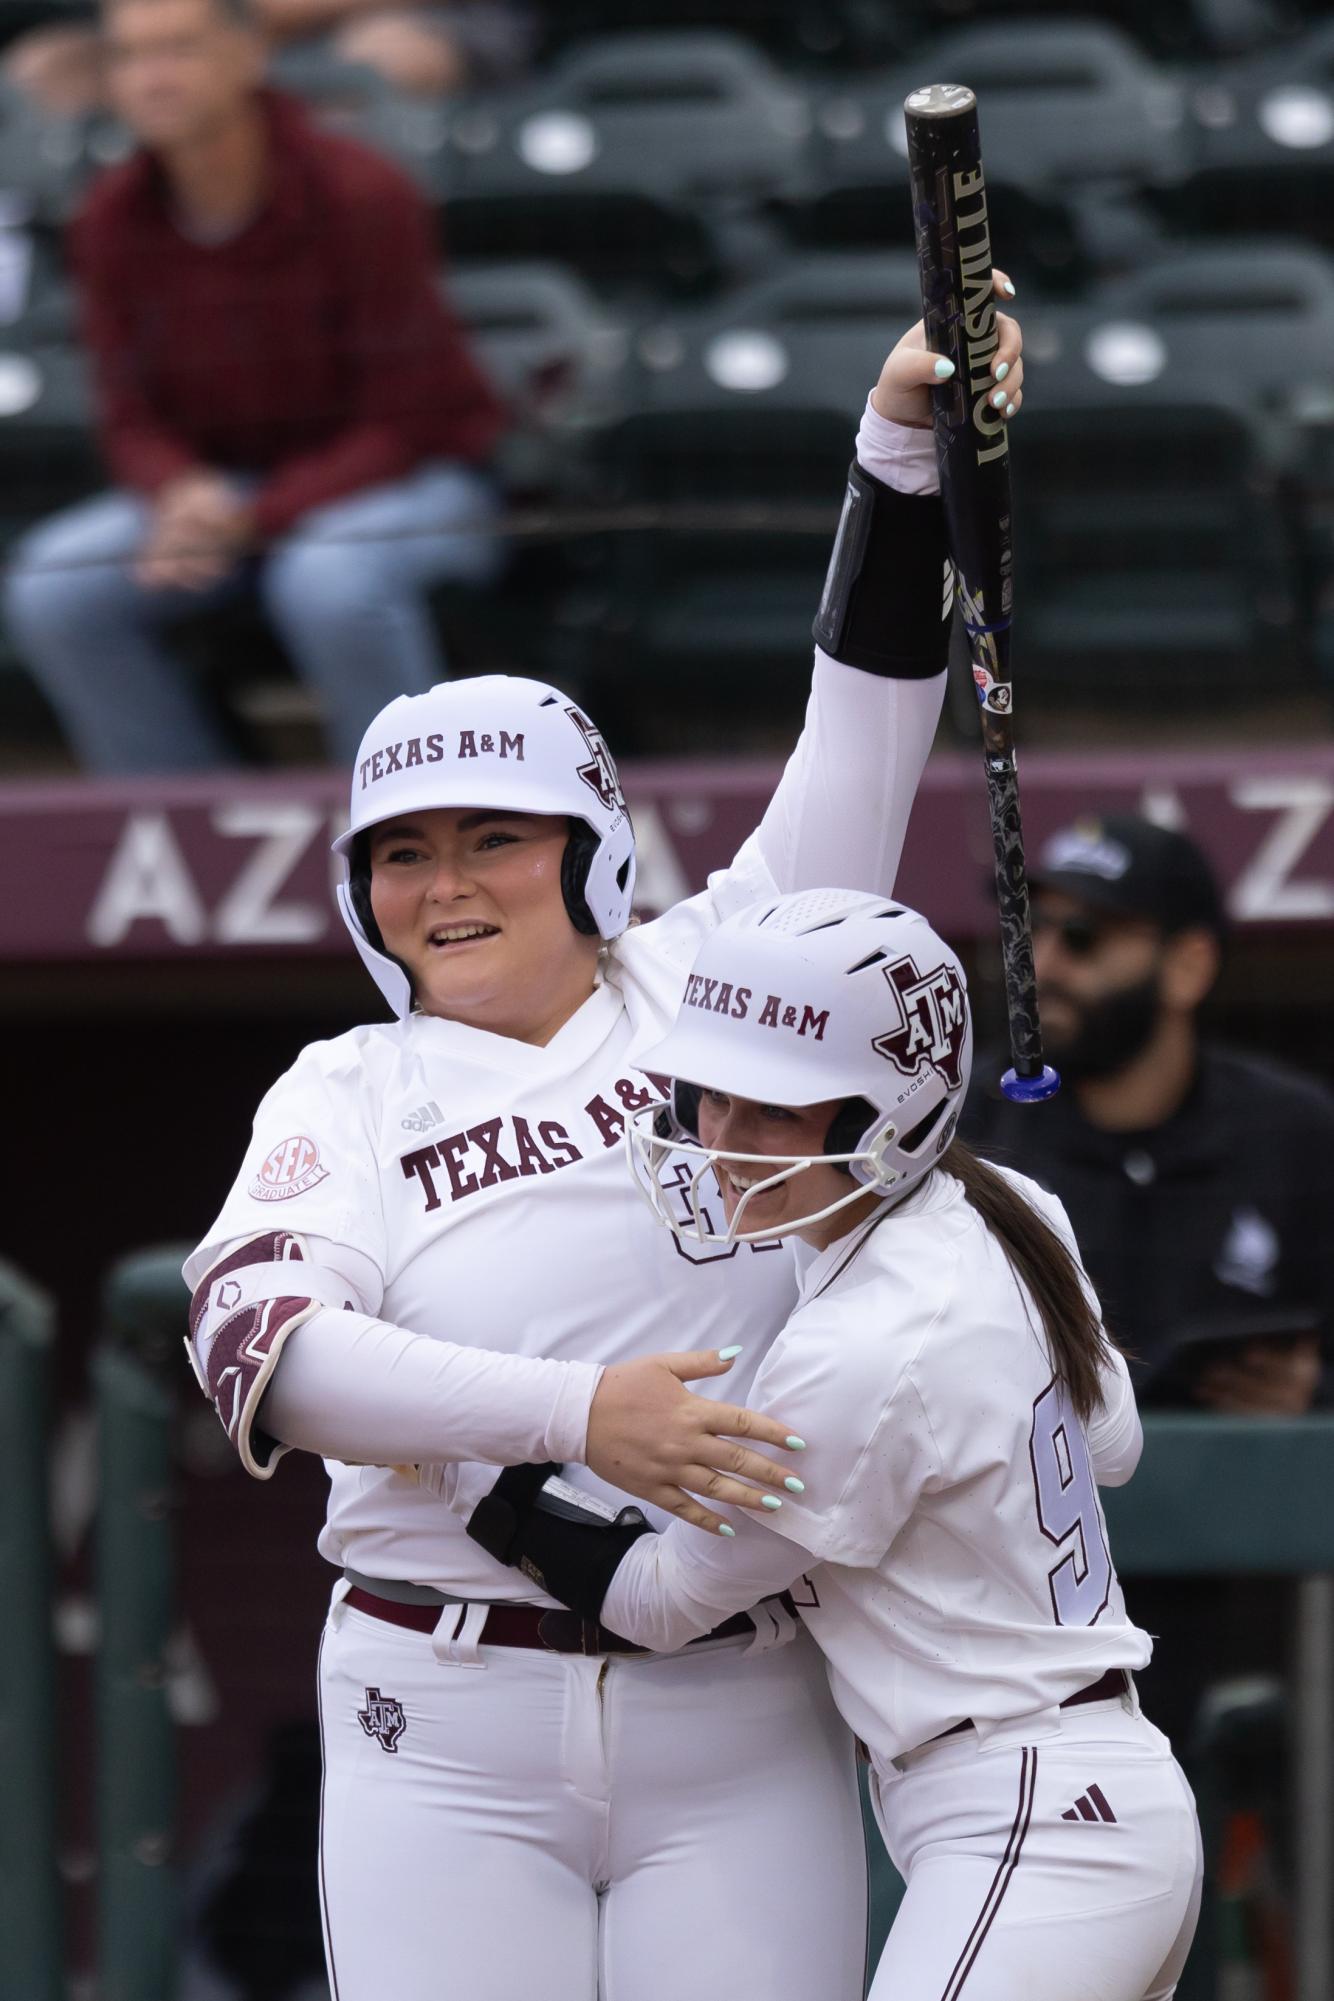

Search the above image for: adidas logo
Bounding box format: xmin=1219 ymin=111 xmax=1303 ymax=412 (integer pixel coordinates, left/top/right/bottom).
xmin=401 ymin=1101 xmax=444 ymax=1134
xmin=1062 ymin=1785 xmax=1117 ymax=1824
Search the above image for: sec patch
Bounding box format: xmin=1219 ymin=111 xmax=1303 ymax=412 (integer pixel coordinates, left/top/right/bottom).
xmin=250 ymin=1135 xmax=329 ymax=1202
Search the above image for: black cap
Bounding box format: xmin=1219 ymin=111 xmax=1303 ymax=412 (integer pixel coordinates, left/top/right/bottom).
xmin=1032 ymin=813 xmax=1225 ymax=937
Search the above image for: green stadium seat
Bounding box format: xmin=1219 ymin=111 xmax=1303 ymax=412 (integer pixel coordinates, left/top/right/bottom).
xmin=551 ymin=252 xmax=934 ymax=736
xmin=539 ymin=1 xmax=906 ymax=70
xmin=267 ymin=47 xmax=450 ymax=195
xmin=0 ymin=338 xmax=97 ymax=539
xmin=796 ymin=20 xmax=1183 ymax=290
xmin=1012 ymin=395 xmax=1305 ymax=699
xmin=447 ymin=259 xmax=633 ymax=446
xmin=434 ymin=33 xmax=812 ymax=298
xmin=1176 ymin=21 xmax=1334 ymax=245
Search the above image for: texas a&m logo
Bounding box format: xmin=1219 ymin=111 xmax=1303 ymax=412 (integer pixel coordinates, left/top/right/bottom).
xmin=871 ymin=956 xmax=967 ymax=1090
xmin=567 ymin=706 xmax=626 ymax=818
xmin=357 ymin=1686 xmax=406 ymax=1753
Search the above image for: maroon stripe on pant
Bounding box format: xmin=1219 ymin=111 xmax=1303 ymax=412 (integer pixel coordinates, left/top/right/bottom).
xmin=315 ymin=1627 xmax=343 ymax=2001
xmin=940 ymin=1745 xmax=1037 ymax=2001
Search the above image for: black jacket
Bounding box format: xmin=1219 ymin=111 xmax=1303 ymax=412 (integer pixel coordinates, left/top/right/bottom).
xmin=963 ymin=1045 xmax=1334 ymax=1402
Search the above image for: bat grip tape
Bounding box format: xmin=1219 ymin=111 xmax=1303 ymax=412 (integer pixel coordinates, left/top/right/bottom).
xmin=812 ymin=461 xmax=952 ymax=680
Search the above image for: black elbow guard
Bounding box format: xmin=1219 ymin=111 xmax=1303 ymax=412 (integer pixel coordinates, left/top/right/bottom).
xmin=466 ymin=1463 xmax=654 ymax=1620
xmin=813 ymin=462 xmax=952 ymax=679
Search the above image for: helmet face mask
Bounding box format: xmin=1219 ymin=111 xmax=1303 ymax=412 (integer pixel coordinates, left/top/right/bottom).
xmin=627 ymin=1110 xmax=909 ymax=1247
xmin=628 ymin=889 xmax=971 ymax=1249
xmin=332 ymin=678 xmax=635 ymax=1018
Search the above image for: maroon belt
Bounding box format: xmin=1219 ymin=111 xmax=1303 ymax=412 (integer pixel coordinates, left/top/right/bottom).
xmin=344 ymin=1585 xmax=754 ymax=1656
xmin=929 ymin=1666 xmax=1132 ymax=1746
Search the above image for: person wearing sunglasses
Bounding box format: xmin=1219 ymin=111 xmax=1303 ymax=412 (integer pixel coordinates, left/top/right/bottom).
xmin=965 ymin=811 xmax=1331 ymax=1421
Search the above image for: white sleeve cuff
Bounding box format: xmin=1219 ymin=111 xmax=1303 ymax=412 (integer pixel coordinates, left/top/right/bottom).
xmin=542 ymin=1358 xmax=603 ymax=1464
xmin=855 ymin=394 xmax=940 ymax=497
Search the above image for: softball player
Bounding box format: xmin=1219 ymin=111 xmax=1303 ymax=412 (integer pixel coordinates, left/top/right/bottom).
xmin=474 ymin=888 xmax=1203 ymax=2000
xmin=183 ymin=288 xmax=1024 ymax=2001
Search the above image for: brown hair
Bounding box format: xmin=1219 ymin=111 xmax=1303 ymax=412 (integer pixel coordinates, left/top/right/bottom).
xmin=939 ymin=1140 xmax=1114 ymax=1422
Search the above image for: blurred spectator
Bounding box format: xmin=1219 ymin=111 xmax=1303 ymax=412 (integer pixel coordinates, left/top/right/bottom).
xmin=4 ymin=0 xmax=505 ymax=770
xmin=4 ymin=0 xmax=535 ymax=116
xmin=964 ymin=811 xmax=1333 ymax=1412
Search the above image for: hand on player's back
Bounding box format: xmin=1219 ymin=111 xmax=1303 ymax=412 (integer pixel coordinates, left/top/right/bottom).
xmin=586 ymin=1349 xmax=805 ymax=1537
xmin=871 ymin=267 xmax=1023 ymax=430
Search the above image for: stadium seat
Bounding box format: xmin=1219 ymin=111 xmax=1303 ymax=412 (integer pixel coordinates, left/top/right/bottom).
xmin=538 ymin=1 xmax=907 ymax=69
xmin=891 ymin=0 xmax=1289 ymax=61
xmin=904 ymin=20 xmax=1189 ymax=191
xmin=0 ymin=339 xmax=97 ymax=540
xmin=1090 ymin=240 xmax=1334 ymax=416
xmin=434 ymin=34 xmax=811 ymax=297
xmin=267 ymin=47 xmax=449 ymax=194
xmin=1175 ymin=20 xmax=1334 ymax=244
xmin=446 ymin=260 xmax=632 ymax=444
xmin=1010 ymin=395 xmax=1305 ymax=698
xmin=551 ymin=252 xmax=933 ymax=736
xmin=795 ymin=22 xmax=1182 ymax=290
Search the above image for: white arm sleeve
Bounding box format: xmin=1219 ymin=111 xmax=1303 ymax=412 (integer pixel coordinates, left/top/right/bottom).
xmin=745 ymin=402 xmax=946 ymax=901
xmin=750 ymin=652 xmax=943 ymax=902
xmin=603 ymin=1509 xmax=816 ymax=1654
xmin=260 ymin=1309 xmax=602 ymax=1470
xmin=1087 ymin=1347 xmax=1143 ymax=1488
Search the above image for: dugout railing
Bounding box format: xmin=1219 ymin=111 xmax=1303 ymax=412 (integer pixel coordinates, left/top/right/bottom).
xmin=71 ymin=1250 xmax=1334 ymax=2001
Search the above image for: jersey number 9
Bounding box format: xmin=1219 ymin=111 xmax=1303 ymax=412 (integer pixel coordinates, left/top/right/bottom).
xmin=1029 ymin=1380 xmax=1113 ymax=1627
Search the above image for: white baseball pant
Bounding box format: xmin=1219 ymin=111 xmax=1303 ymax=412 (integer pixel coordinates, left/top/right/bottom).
xmin=866 ymin=1693 xmax=1202 ymax=2000
xmin=317 ymin=1593 xmax=867 ymax=2001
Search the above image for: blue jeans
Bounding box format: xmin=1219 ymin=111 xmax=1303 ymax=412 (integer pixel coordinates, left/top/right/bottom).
xmin=3 ymin=462 xmax=500 ymax=770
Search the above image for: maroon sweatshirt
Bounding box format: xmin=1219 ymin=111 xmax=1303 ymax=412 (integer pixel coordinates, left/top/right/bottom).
xmin=71 ymin=90 xmax=504 ymax=540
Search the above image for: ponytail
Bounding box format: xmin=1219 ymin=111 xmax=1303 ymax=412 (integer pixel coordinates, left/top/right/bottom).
xmin=939 ymin=1141 xmax=1114 ymax=1423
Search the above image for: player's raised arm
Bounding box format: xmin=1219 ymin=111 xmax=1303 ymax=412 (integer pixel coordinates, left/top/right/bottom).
xmin=737 ymin=274 xmax=1023 ymax=906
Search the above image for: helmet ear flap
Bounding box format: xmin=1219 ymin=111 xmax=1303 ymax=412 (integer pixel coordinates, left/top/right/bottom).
xmin=561 ymin=820 xmax=600 ymax=937
xmin=671 ymin=1080 xmax=703 ymax=1139
xmin=348 ymin=833 xmax=387 ymax=954
xmin=825 ymin=1097 xmax=875 ymax=1173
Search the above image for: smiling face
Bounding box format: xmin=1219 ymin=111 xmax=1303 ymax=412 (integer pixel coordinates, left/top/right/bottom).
xmin=367 ymin=806 xmax=602 ymax=1044
xmin=695 ymin=1087 xmax=882 ymax=1250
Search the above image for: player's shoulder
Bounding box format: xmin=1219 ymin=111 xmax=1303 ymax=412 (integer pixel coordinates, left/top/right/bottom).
xmin=263 ymin=1022 xmax=402 ymax=1102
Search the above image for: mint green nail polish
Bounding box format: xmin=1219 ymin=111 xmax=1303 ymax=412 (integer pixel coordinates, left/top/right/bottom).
xmin=785 ymin=1436 xmax=807 ymax=1450
xmin=933 ymin=356 xmax=954 ymax=379
xmin=718 ymin=1344 xmax=743 ymax=1360
xmin=1005 ymin=401 xmax=1016 ymax=419
xmin=991 ymin=387 xmax=1006 ymax=408
xmin=1003 ymin=279 xmax=1016 ymax=297
xmin=719 ymin=1523 xmax=736 ymax=1538
xmin=784 ymin=1476 xmax=805 ymax=1494
xmin=761 ymin=1495 xmax=783 ymax=1511
xmin=995 ymin=360 xmax=1009 ymax=382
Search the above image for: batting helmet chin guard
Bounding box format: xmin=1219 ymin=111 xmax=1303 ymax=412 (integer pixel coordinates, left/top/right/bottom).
xmin=627 ymin=888 xmax=973 ymax=1246
xmin=332 ymin=676 xmax=636 ymax=1018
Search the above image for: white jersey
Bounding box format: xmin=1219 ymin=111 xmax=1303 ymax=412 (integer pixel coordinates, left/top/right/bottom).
xmin=185 ymin=645 xmax=943 ymax=1601
xmin=602 ymin=1166 xmax=1152 ymax=1766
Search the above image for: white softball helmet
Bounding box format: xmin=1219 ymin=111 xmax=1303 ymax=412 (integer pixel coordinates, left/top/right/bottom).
xmin=628 ymin=887 xmax=972 ymax=1245
xmin=332 ymin=675 xmax=636 ymax=1017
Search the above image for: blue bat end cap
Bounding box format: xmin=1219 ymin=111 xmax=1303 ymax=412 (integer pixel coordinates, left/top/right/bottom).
xmin=1000 ymin=1064 xmax=1061 ymax=1104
